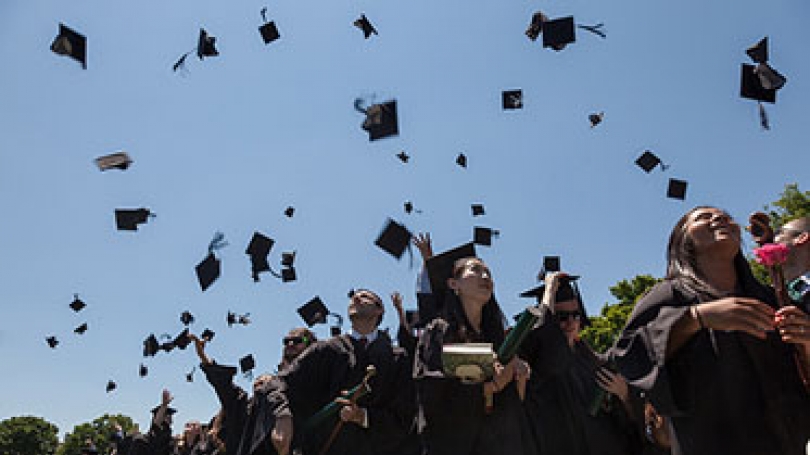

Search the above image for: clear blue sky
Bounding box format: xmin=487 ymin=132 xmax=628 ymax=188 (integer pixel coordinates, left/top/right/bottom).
xmin=1 ymin=0 xmax=808 ymax=437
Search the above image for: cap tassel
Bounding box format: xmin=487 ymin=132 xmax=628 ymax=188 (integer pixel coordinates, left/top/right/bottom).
xmin=208 ymin=231 xmax=228 ymax=253
xmin=577 ymin=23 xmax=606 ymax=39
xmin=758 ymin=102 xmax=770 ymax=130
xmin=260 ymin=7 xmax=268 ymax=23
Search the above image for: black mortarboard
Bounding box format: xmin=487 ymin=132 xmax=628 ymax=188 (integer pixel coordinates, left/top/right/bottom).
xmin=259 ymin=22 xmax=280 ymax=44
xmin=180 ymin=311 xmax=194 ymax=326
xmin=46 ymin=336 xmax=59 ymax=349
xmin=74 ymin=323 xmax=88 ymax=335
xmin=70 ymin=294 xmax=86 ymax=312
xmin=354 ymin=14 xmax=378 ymax=39
xmin=239 ymin=354 xmax=255 ymax=374
xmin=284 ymin=206 xmax=295 ymax=218
xmin=404 ymin=201 xmax=414 ymax=214
xmin=519 ymin=275 xmax=589 ymax=325
xmin=667 ymin=178 xmax=688 ymax=200
xmin=281 ymin=267 xmax=297 ymax=282
xmin=589 ymin=112 xmax=604 ymax=128
xmin=542 ymin=16 xmax=576 ymax=51
xmin=106 ymin=380 xmax=117 ymax=393
xmin=525 ymin=11 xmax=548 ymax=41
xmin=246 ymin=232 xmax=274 ymax=282
xmin=502 ymin=90 xmax=523 ymax=110
xmin=740 ymin=63 xmax=776 ymax=103
xmin=150 ymin=405 xmax=177 ymax=415
xmin=143 ymin=334 xmax=160 ymax=357
xmin=196 ymin=252 xmax=220 ymax=292
xmin=471 ymin=204 xmax=485 ymax=216
xmin=200 ymin=328 xmax=215 ymax=342
xmin=115 ymin=208 xmax=152 ymax=231
xmin=197 ymin=29 xmax=219 ymax=59
xmin=396 ymin=151 xmax=410 ymax=163
xmin=425 ymin=242 xmax=477 ymax=296
xmin=139 ymin=364 xmax=148 ymax=378
xmin=95 ymin=152 xmax=132 ymax=171
xmin=746 ymin=37 xmax=769 ymax=64
xmin=227 ymin=311 xmax=237 ymax=327
xmin=361 ymin=100 xmax=399 ymax=141
xmin=281 ymin=251 xmax=296 ymax=267
xmin=298 ymin=297 xmax=329 ymax=327
xmin=375 ymin=218 xmax=412 ymax=259
xmin=51 ymin=23 xmax=87 ymax=69
xmin=172 ymin=328 xmax=192 ymax=350
xmin=456 ymin=153 xmax=467 ymax=168
xmin=186 ymin=367 xmax=195 ymax=382
xmin=543 ymin=256 xmax=561 ymax=274
xmin=635 ymin=151 xmax=666 ymax=173
xmin=473 ymin=227 xmax=499 ymax=247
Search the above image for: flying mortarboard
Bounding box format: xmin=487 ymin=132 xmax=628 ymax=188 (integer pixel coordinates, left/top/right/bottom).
xmin=740 ymin=37 xmax=786 ymax=130
xmin=357 ymin=99 xmax=399 ymax=141
xmin=473 ymin=226 xmax=499 ymax=247
xmin=396 ymin=151 xmax=410 ymax=163
xmin=284 ymin=206 xmax=295 ymax=218
xmin=196 ymin=253 xmax=220 ymax=292
xmin=667 ymin=178 xmax=688 ymax=200
xmin=281 ymin=267 xmax=297 ymax=282
xmin=115 ymin=208 xmax=153 ymax=231
xmin=74 ymin=323 xmax=88 ymax=335
xmin=258 ymin=8 xmax=280 ymax=44
xmin=51 ymin=23 xmax=87 ymax=69
xmin=354 ymin=14 xmax=378 ymax=39
xmin=70 ymin=294 xmax=86 ymax=312
xmin=46 ymin=336 xmax=59 ymax=349
xmin=239 ymin=354 xmax=256 ymax=375
xmin=143 ymin=334 xmax=160 ymax=357
xmin=542 ymin=16 xmax=576 ymax=51
xmin=106 ymin=380 xmax=117 ymax=393
xmin=404 ymin=201 xmax=414 ymax=214
xmin=246 ymin=232 xmax=275 ymax=282
xmin=297 ymin=296 xmax=329 ymax=327
xmin=425 ymin=242 xmax=477 ymax=297
xmin=281 ymin=251 xmax=296 ymax=267
xmin=186 ymin=367 xmax=196 ymax=382
xmin=95 ymin=152 xmax=132 ymax=171
xmin=525 ymin=11 xmax=548 ymax=41
xmin=471 ymin=204 xmax=485 ymax=216
xmin=201 ymin=328 xmax=215 ymax=342
xmin=172 ymin=328 xmax=192 ymax=350
xmin=589 ymin=112 xmax=604 ymax=128
xmin=456 ymin=153 xmax=467 ymax=168
xmin=543 ymin=256 xmax=561 ymax=274
xmin=502 ymin=90 xmax=523 ymax=110
xmin=375 ymin=218 xmax=412 ymax=259
xmin=173 ymin=28 xmax=219 ymax=72
xmin=139 ymin=364 xmax=148 ymax=378
xmin=746 ymin=37 xmax=769 ymax=64
xmin=180 ymin=311 xmax=195 ymax=326
xmin=635 ymin=151 xmax=667 ymax=173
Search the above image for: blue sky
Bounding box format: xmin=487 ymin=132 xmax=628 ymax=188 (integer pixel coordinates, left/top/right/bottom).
xmin=1 ymin=0 xmax=809 ymax=437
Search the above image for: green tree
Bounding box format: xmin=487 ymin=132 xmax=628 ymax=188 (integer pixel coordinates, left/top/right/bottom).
xmin=581 ymin=274 xmax=660 ymax=353
xmin=0 ymin=415 xmax=59 ymax=455
xmin=57 ymin=414 xmax=138 ymax=455
xmin=750 ymin=184 xmax=810 ymax=285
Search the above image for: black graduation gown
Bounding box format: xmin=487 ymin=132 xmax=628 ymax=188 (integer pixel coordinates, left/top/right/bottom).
xmin=519 ymin=306 xmax=641 ymax=455
xmin=613 ymin=279 xmax=810 ymax=455
xmin=269 ymin=332 xmax=419 ymax=455
xmin=201 ymin=362 xmax=253 ymax=454
xmin=414 ymin=319 xmax=536 ymax=455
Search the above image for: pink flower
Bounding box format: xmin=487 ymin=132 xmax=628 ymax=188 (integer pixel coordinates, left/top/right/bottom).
xmin=753 ymin=243 xmax=790 ymax=266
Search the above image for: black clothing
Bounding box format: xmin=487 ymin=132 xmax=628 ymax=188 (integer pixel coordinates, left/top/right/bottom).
xmin=414 ymin=318 xmax=536 ymax=455
xmin=201 ymin=362 xmax=251 ymax=454
xmin=519 ymin=305 xmax=641 ymax=455
xmin=266 ymin=332 xmax=419 ymax=455
xmin=614 ymin=279 xmax=810 ymax=455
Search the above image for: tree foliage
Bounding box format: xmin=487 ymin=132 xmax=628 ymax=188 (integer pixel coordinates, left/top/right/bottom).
xmin=57 ymin=414 xmax=138 ymax=455
xmin=581 ymin=274 xmax=660 ymax=353
xmin=0 ymin=415 xmax=59 ymax=455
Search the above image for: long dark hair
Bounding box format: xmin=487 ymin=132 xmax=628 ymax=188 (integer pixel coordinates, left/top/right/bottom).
xmin=666 ymin=206 xmax=770 ymax=301
xmin=441 ymin=257 xmax=507 ymax=349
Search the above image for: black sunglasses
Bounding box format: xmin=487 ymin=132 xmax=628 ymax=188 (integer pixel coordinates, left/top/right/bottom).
xmin=283 ymin=336 xmax=307 ymax=346
xmin=555 ymin=310 xmax=581 ymax=322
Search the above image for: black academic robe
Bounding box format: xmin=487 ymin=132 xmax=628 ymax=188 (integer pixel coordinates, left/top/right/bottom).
xmin=414 ymin=319 xmax=536 ymax=455
xmin=519 ymin=306 xmax=641 ymax=455
xmin=613 ymin=279 xmax=810 ymax=455
xmin=201 ymin=362 xmax=253 ymax=454
xmin=268 ymin=332 xmax=419 ymax=455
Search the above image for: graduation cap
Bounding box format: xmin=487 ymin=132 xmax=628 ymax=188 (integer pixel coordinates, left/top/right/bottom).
xmin=186 ymin=367 xmax=196 ymax=382
xmin=246 ymin=231 xmax=275 ymax=282
xmin=95 ymin=152 xmax=132 ymax=171
xmin=143 ymin=334 xmax=160 ymax=357
xmin=74 ymin=323 xmax=88 ymax=335
xmin=425 ymin=242 xmax=477 ymax=297
xmin=404 ymin=201 xmax=414 ymax=214
xmin=46 ymin=336 xmax=59 ymax=349
xmin=471 ymin=204 xmax=485 ymax=217
xmin=281 ymin=267 xmax=297 ymax=282
xmin=69 ymin=294 xmax=86 ymax=312
xmin=354 ymin=14 xmax=378 ymax=39
xmin=502 ymin=90 xmax=523 ymax=110
xmin=258 ymin=8 xmax=280 ymax=44
xmin=525 ymin=11 xmax=549 ymax=41
xmin=375 ymin=218 xmax=412 ymax=259
xmin=473 ymin=227 xmax=499 ymax=247
xmin=542 ymin=256 xmax=561 ymax=274
xmin=519 ymin=275 xmax=590 ymax=325
xmin=239 ymin=354 xmax=256 ymax=375
xmin=172 ymin=328 xmax=192 ymax=350
xmin=227 ymin=311 xmax=251 ymax=327
xmin=667 ymin=178 xmax=688 ymax=200
xmin=51 ymin=23 xmax=87 ymax=69
xmin=106 ymin=380 xmax=117 ymax=393
xmin=456 ymin=153 xmax=467 ymax=168
xmin=741 ymin=37 xmax=787 ymax=130
xmin=396 ymin=151 xmax=410 ymax=163
xmin=173 ymin=28 xmax=219 ymax=72
xmin=746 ymin=37 xmax=769 ymax=64
xmin=297 ymin=296 xmax=329 ymax=327
xmin=115 ymin=208 xmax=153 ymax=231
xmin=635 ymin=151 xmax=668 ymax=173
xmin=284 ymin=206 xmax=295 ymax=218
xmin=139 ymin=364 xmax=148 ymax=378
xmin=542 ymin=16 xmax=576 ymax=51
xmin=281 ymin=251 xmax=296 ymax=267
xmin=150 ymin=405 xmax=177 ymax=415
xmin=200 ymin=328 xmax=215 ymax=342
xmin=589 ymin=112 xmax=604 ymax=128
xmin=180 ymin=311 xmax=195 ymax=326
xmin=196 ymin=232 xmax=227 ymax=292
xmin=356 ymin=99 xmax=399 ymax=141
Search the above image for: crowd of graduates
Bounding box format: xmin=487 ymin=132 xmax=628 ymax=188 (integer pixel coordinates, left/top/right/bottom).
xmin=90 ymin=208 xmax=810 ymax=455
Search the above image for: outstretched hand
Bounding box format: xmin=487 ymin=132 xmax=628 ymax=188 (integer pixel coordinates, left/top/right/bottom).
xmin=413 ymin=233 xmax=433 ymax=263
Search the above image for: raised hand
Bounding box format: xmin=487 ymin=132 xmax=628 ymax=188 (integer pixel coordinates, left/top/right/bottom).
xmin=412 ymin=233 xmax=433 ymax=263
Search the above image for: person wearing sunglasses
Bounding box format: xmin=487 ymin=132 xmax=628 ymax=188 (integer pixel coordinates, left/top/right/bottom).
xmin=775 ymin=217 xmax=810 ymax=309
xmin=278 ymin=327 xmax=317 ymax=372
xmin=519 ymin=271 xmax=641 ymax=455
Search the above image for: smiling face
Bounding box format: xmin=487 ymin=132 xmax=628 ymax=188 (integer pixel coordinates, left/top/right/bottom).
xmin=684 ymin=207 xmax=741 ymax=256
xmin=347 ymin=289 xmax=384 ymax=325
xmin=448 ymin=258 xmax=494 ymax=305
xmin=554 ymin=299 xmax=582 ymax=346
